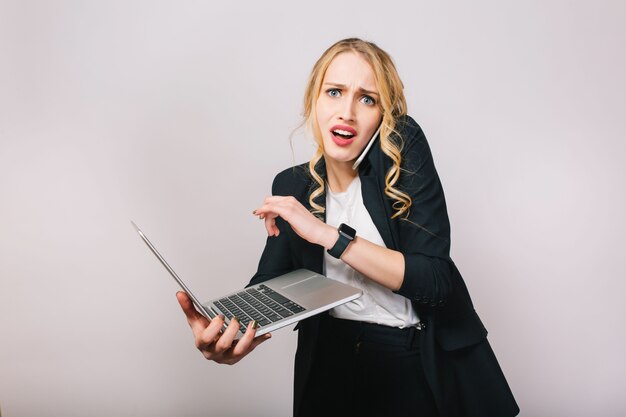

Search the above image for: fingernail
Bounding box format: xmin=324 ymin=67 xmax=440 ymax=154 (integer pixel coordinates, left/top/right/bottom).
xmin=264 ymin=333 xmax=272 ymax=339
xmin=218 ymin=314 xmax=225 ymax=321
xmin=252 ymin=320 xmax=259 ymax=329
xmin=231 ymin=316 xmax=239 ymax=323
xmin=252 ymin=209 xmax=257 ymax=215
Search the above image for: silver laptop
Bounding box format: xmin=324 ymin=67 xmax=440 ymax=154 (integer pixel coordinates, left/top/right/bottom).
xmin=132 ymin=221 xmax=362 ymax=338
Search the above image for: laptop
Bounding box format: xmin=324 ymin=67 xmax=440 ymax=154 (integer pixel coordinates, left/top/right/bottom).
xmin=132 ymin=221 xmax=362 ymax=338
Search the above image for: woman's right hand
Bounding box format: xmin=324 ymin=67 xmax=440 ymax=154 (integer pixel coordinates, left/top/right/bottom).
xmin=176 ymin=291 xmax=271 ymax=365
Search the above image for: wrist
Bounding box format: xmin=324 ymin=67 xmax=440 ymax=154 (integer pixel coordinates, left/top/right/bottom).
xmin=320 ymin=224 xmax=338 ymax=250
xmin=327 ymin=223 xmax=357 ymax=259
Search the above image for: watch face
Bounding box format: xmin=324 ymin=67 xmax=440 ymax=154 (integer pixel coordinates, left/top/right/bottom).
xmin=338 ymin=223 xmax=356 ymax=240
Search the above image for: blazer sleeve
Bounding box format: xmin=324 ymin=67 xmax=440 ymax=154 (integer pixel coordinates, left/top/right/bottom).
xmin=392 ymin=118 xmax=455 ymax=307
xmin=247 ymin=170 xmax=297 ymax=287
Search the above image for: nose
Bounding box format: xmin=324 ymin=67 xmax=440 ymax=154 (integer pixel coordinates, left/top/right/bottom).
xmin=338 ymin=97 xmax=356 ymax=122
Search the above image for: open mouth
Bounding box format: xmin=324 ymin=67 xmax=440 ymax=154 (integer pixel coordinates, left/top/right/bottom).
xmin=332 ymin=128 xmax=355 ymax=140
xmin=330 ymin=125 xmax=357 ymax=142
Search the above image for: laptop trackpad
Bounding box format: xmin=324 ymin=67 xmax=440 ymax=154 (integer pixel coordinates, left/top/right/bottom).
xmin=280 ymin=275 xmax=330 ymax=298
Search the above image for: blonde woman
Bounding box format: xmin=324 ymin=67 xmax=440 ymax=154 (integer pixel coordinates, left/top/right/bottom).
xmin=177 ymin=38 xmax=519 ymax=417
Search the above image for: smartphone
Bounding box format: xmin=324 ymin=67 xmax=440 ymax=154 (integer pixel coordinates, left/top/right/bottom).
xmin=352 ymin=123 xmax=382 ymax=170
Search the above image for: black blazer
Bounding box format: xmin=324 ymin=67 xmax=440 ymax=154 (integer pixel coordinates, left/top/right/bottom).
xmin=249 ymin=116 xmax=519 ymax=417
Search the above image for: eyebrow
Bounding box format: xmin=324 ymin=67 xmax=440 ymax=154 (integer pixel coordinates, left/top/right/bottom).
xmin=323 ymin=82 xmax=379 ymax=97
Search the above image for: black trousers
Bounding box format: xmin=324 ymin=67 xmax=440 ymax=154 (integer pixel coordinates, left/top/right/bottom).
xmin=299 ymin=314 xmax=440 ymax=417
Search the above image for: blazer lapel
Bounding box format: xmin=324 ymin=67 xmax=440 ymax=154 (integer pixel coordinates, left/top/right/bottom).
xmin=294 ymin=163 xmax=397 ymax=272
xmin=295 ymin=181 xmax=325 ymax=275
xmin=360 ymin=174 xmax=397 ymax=250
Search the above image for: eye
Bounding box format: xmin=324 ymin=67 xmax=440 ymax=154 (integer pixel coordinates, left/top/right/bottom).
xmin=360 ymin=95 xmax=376 ymax=106
xmin=326 ymin=88 xmax=341 ymax=98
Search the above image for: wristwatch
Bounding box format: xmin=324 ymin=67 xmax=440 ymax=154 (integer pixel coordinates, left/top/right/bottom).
xmin=327 ymin=223 xmax=356 ymax=259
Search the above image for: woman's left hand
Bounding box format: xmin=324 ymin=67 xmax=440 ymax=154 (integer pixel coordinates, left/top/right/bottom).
xmin=253 ymin=196 xmax=334 ymax=248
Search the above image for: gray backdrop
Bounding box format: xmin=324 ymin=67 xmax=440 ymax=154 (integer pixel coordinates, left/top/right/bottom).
xmin=1 ymin=1 xmax=625 ymax=416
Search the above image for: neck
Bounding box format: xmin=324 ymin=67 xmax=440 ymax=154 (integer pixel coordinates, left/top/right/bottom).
xmin=325 ymin=159 xmax=358 ymax=193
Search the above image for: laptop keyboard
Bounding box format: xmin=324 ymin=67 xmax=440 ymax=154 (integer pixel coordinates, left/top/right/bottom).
xmin=213 ymin=284 xmax=305 ymax=333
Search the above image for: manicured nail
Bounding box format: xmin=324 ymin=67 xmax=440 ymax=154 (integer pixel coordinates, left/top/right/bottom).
xmin=252 ymin=209 xmax=257 ymax=215
xmin=231 ymin=316 xmax=239 ymax=323
xmin=218 ymin=314 xmax=225 ymax=321
xmin=252 ymin=320 xmax=259 ymax=329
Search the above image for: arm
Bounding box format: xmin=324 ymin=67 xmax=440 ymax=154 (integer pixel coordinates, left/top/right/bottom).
xmin=254 ymin=118 xmax=454 ymax=306
xmin=248 ymin=171 xmax=298 ymax=286
xmin=175 ymin=171 xmax=299 ymax=364
xmin=253 ymin=198 xmax=408 ymax=291
xmin=391 ymin=121 xmax=454 ymax=306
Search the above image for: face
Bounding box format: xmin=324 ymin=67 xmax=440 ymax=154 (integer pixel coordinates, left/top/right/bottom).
xmin=315 ymin=52 xmax=382 ymax=167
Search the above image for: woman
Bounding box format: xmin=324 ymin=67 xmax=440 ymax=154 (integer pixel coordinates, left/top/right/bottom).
xmin=176 ymin=38 xmax=519 ymax=417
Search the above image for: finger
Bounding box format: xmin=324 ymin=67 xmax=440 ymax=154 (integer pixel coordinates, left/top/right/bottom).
xmin=196 ymin=314 xmax=226 ymax=350
xmin=176 ymin=292 xmax=210 ymax=332
xmin=263 ymin=215 xmax=279 ymax=237
xmin=230 ymin=320 xmax=259 ymax=356
xmin=176 ymin=291 xmax=199 ymax=319
xmin=243 ymin=330 xmax=272 ymax=355
xmin=256 ymin=197 xmax=293 ymax=216
xmin=257 ymin=197 xmax=305 ymax=223
xmin=247 ymin=332 xmax=273 ymax=354
xmin=176 ymin=292 xmax=210 ymax=323
xmin=254 ymin=206 xmax=278 ymax=235
xmin=254 ymin=198 xmax=283 ymax=217
xmin=213 ymin=317 xmax=241 ymax=353
xmin=255 ymin=204 xmax=281 ymax=217
xmin=263 ymin=196 xmax=293 ymax=205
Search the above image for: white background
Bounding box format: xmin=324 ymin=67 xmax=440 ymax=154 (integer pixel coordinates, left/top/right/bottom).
xmin=1 ymin=1 xmax=625 ymax=416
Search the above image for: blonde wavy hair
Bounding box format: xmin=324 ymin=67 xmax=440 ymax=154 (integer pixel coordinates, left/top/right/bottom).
xmin=303 ymin=38 xmax=411 ymax=219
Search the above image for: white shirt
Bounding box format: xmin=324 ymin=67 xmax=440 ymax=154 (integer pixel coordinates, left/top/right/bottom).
xmin=324 ymin=176 xmax=420 ymax=328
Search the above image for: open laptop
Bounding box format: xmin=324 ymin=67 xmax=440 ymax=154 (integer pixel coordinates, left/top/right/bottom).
xmin=132 ymin=221 xmax=362 ymax=338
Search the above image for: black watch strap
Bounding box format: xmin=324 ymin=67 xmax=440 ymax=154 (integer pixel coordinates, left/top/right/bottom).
xmin=327 ymin=223 xmax=356 ymax=259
